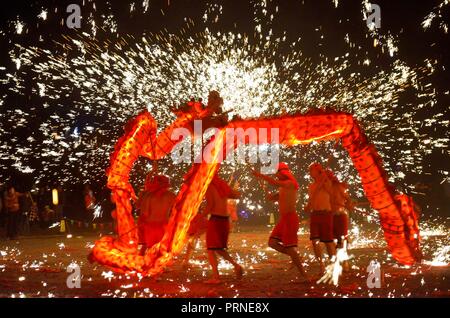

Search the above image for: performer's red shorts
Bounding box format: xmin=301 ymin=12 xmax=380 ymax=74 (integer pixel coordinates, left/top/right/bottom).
xmin=270 ymin=212 xmax=299 ymax=247
xmin=142 ymin=221 xmax=166 ymax=248
xmin=333 ymin=213 xmax=349 ymax=242
xmin=310 ymin=210 xmax=334 ymax=243
xmin=206 ymin=215 xmax=230 ymax=250
xmin=188 ymin=213 xmax=208 ymax=237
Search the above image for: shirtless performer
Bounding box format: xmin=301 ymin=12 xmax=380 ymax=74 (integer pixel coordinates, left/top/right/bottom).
xmin=204 ymin=173 xmax=244 ymax=284
xmin=252 ymin=162 xmax=309 ymax=281
xmin=136 ymin=174 xmax=176 ymax=254
xmin=305 ymin=163 xmax=336 ymax=274
xmin=326 ymin=170 xmax=354 ymax=248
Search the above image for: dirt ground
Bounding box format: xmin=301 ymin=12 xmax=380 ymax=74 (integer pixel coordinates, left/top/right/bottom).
xmin=0 ymin=225 xmax=448 ymax=298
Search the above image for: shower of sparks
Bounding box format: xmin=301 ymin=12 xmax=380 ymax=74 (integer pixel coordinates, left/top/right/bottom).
xmin=317 ymin=241 xmax=352 ymax=286
xmin=37 ymin=10 xmax=48 ymax=21
xmin=0 ymin=1 xmax=448 ymax=291
xmin=92 ymin=204 xmax=103 ymax=220
xmin=422 ymin=0 xmax=450 ymax=33
xmin=423 ymin=246 xmax=450 ymax=267
xmin=0 ymin=2 xmax=446 ymax=247
xmin=2 ymin=19 xmax=447 ymax=209
xmin=13 ymin=19 xmax=25 ymax=35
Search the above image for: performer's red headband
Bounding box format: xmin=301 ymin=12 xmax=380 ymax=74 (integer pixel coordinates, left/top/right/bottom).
xmin=277 ymin=162 xmax=299 ymax=189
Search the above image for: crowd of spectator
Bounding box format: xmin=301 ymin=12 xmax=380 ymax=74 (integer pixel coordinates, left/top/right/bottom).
xmin=0 ymin=181 xmax=115 ymax=240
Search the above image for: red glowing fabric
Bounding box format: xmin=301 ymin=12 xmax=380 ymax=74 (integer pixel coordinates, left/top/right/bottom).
xmin=90 ymin=110 xmax=421 ymax=275
xmin=142 ymin=221 xmax=167 ymax=248
xmin=270 ymin=212 xmax=300 ymax=247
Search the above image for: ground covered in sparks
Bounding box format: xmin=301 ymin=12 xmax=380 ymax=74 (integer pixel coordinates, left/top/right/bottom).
xmin=0 ymin=225 xmax=448 ymax=298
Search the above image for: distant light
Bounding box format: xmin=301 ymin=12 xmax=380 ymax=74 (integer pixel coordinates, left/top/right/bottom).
xmin=52 ymin=188 xmax=59 ymax=205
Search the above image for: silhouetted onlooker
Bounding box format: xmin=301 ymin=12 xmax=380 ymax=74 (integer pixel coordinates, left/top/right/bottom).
xmin=5 ymin=185 xmax=22 ymax=239
xmin=83 ymin=184 xmax=96 ymax=221
xmin=28 ymin=193 xmax=39 ymax=229
xmin=37 ymin=187 xmax=51 ymax=228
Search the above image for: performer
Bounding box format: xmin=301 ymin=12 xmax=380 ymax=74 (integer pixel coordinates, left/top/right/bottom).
xmin=326 ymin=170 xmax=354 ymax=247
xmin=327 ymin=169 xmax=354 ymax=272
xmin=204 ymin=173 xmax=243 ymax=284
xmin=83 ymin=184 xmax=96 ymax=219
xmin=252 ymin=163 xmax=309 ymax=281
xmin=227 ymin=178 xmax=240 ymax=232
xmin=136 ymin=174 xmax=175 ymax=254
xmin=202 ymin=91 xmax=229 ymax=128
xmin=305 ymin=163 xmax=336 ymax=274
xmin=4 ymin=185 xmax=23 ymax=240
xmin=182 ymin=204 xmax=208 ymax=268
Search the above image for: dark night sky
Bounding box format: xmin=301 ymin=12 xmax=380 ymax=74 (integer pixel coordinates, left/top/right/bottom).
xmin=0 ymin=0 xmax=449 ymax=68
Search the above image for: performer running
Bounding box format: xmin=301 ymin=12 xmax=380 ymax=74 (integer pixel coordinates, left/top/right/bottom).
xmin=136 ymin=173 xmax=176 ymax=254
xmin=305 ymin=163 xmax=336 ymax=274
xmin=204 ymin=173 xmax=243 ymax=284
xmin=252 ymin=163 xmax=309 ymax=281
xmin=182 ymin=204 xmax=208 ymax=268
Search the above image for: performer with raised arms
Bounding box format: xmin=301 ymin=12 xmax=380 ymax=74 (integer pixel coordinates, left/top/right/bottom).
xmin=252 ymin=162 xmax=309 ymax=282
